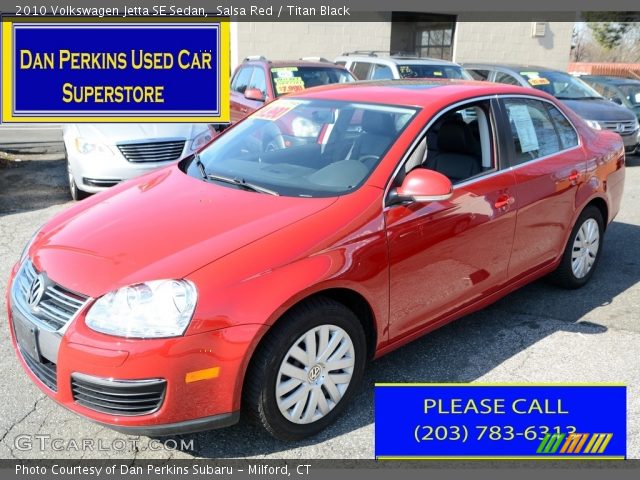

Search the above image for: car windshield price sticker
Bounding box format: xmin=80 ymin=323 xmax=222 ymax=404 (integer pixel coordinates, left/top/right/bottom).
xmin=508 ymin=104 xmax=540 ymax=153
xmin=375 ymin=385 xmax=626 ymax=460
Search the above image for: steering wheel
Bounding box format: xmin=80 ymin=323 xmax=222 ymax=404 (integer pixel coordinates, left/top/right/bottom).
xmin=262 ymin=123 xmax=286 ymax=153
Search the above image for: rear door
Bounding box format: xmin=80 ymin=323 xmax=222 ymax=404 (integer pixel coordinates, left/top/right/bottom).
xmin=386 ymin=98 xmax=518 ymax=339
xmin=497 ymin=96 xmax=586 ymax=281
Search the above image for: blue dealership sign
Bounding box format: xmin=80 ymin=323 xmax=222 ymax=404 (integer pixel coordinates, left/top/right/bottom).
xmin=375 ymin=384 xmax=626 ymax=459
xmin=1 ymin=17 xmax=230 ymax=122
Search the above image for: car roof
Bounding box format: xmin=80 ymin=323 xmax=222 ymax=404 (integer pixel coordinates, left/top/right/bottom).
xmin=462 ymin=63 xmax=562 ymax=73
xmin=336 ymin=54 xmax=461 ymax=66
xmin=581 ymin=75 xmax=640 ymax=85
xmin=241 ymin=59 xmax=348 ymax=69
xmin=286 ymin=79 xmax=555 ymax=107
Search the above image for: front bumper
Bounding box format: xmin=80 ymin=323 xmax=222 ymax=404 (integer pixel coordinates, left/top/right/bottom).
xmin=6 ymin=264 xmax=267 ymax=434
xmin=67 ymin=150 xmax=179 ymax=193
xmin=620 ymin=130 xmax=639 ymax=154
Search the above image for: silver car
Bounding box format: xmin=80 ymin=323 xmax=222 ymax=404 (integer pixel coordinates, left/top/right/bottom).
xmin=64 ymin=123 xmax=214 ymax=200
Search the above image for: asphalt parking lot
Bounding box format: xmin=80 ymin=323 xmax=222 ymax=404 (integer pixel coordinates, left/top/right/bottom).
xmin=0 ymin=149 xmax=639 ymax=460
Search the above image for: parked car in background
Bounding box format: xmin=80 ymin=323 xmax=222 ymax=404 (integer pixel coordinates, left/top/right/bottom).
xmin=579 ymin=75 xmax=640 ymax=121
xmin=229 ymin=57 xmax=355 ymax=123
xmin=10 ymin=80 xmax=625 ymax=440
xmin=335 ymin=51 xmax=472 ymax=81
xmin=463 ymin=63 xmax=640 ymax=154
xmin=64 ymin=124 xmax=215 ymax=200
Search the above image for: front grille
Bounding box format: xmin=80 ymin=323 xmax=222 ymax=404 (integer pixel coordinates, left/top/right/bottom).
xmin=20 ymin=347 xmax=57 ymax=391
xmin=117 ymin=140 xmax=186 ymax=163
xmin=71 ymin=374 xmax=166 ymax=416
xmin=15 ymin=260 xmax=89 ymax=331
xmin=600 ymin=120 xmax=638 ymax=135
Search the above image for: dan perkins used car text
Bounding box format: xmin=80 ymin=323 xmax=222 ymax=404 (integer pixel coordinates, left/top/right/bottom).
xmin=16 ymin=4 xmax=351 ymax=18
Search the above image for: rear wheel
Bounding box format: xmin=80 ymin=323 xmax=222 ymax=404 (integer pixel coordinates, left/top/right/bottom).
xmin=243 ymin=297 xmax=366 ymax=440
xmin=549 ymin=205 xmax=604 ymax=289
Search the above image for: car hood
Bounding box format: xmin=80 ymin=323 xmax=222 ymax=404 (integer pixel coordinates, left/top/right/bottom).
xmin=560 ymin=98 xmax=637 ymax=122
xmin=66 ymin=123 xmax=209 ymax=144
xmin=30 ymin=166 xmax=337 ymax=298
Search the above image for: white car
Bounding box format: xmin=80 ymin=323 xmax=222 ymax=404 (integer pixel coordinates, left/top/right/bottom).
xmin=64 ymin=123 xmax=214 ymax=200
xmin=334 ymin=52 xmax=472 ymax=81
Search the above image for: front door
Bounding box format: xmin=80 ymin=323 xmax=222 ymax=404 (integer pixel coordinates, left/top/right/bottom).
xmin=385 ymin=99 xmax=518 ymax=339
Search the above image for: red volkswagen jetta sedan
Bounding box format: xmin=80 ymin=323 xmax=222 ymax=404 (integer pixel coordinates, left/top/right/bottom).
xmin=7 ymin=80 xmax=625 ymax=440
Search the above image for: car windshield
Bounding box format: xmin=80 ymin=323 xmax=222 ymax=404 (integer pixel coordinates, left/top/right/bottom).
xmin=397 ymin=64 xmax=472 ymax=80
xmin=618 ymin=84 xmax=640 ymax=106
xmin=187 ymin=98 xmax=417 ymax=197
xmin=270 ymin=67 xmax=354 ymax=96
xmin=519 ymin=70 xmax=603 ymax=99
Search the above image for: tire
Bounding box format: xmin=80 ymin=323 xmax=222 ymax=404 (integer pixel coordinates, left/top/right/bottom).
xmin=243 ymin=297 xmax=367 ymax=441
xmin=67 ymin=162 xmax=89 ymax=201
xmin=548 ymin=205 xmax=604 ymax=289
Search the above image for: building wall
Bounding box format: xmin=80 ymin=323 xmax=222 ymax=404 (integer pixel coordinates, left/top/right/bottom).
xmin=233 ymin=20 xmax=574 ymax=72
xmin=234 ymin=20 xmax=392 ymax=69
xmin=452 ymin=21 xmax=574 ymax=70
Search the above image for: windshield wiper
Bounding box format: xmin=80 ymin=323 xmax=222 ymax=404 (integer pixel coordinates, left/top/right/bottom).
xmin=206 ymin=173 xmax=279 ymax=196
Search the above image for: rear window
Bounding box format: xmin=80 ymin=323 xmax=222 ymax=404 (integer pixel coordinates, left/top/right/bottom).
xmin=398 ymin=64 xmax=470 ymax=80
xmin=270 ymin=66 xmax=354 ymax=96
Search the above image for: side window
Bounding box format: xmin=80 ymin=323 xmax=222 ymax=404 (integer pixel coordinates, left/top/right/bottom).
xmin=371 ymin=64 xmax=394 ymax=80
xmin=351 ymin=62 xmax=373 ymax=80
xmin=591 ymin=82 xmax=607 ymax=96
xmin=401 ymin=100 xmax=496 ymax=185
xmin=468 ymin=69 xmax=490 ymax=81
xmin=494 ymin=72 xmax=521 ymax=86
xmin=231 ymin=67 xmax=253 ymax=94
xmin=248 ymin=68 xmax=267 ymax=98
xmin=545 ymin=104 xmax=579 ymax=150
xmin=503 ymin=98 xmax=563 ymax=165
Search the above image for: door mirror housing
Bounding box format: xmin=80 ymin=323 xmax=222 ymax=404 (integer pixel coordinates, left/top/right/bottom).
xmin=392 ymin=168 xmax=453 ymax=204
xmin=244 ymin=88 xmax=265 ymax=102
xmin=610 ymin=97 xmax=623 ymax=105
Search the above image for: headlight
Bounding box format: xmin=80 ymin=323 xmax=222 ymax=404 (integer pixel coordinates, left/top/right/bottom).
xmin=585 ymin=120 xmax=602 ymax=130
xmin=189 ymin=127 xmax=215 ymax=151
xmin=85 ymin=279 xmax=197 ymax=338
xmin=74 ymin=137 xmax=114 ymax=155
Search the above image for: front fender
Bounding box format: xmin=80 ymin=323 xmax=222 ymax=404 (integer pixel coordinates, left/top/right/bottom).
xmin=186 ymin=234 xmax=389 ymax=346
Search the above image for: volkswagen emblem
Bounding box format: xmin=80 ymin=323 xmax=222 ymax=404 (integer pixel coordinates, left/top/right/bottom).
xmin=308 ymin=364 xmax=323 ymax=383
xmin=27 ymin=274 xmax=45 ymax=309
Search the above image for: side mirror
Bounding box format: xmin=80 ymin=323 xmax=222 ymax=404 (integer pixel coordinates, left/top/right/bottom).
xmin=244 ymin=88 xmax=265 ymax=102
xmin=610 ymin=97 xmax=623 ymax=105
xmin=392 ymin=168 xmax=453 ymax=204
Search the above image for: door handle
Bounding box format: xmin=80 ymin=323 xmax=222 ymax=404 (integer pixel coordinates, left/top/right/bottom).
xmin=494 ymin=194 xmax=514 ymax=209
xmin=567 ymin=170 xmax=580 ymax=185
xmin=240 ymin=107 xmax=248 ymax=113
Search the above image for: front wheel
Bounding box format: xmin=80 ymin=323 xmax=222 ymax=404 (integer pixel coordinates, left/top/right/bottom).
xmin=548 ymin=205 xmax=604 ymax=289
xmin=243 ymin=297 xmax=367 ymax=440
xmin=67 ymin=162 xmax=88 ymax=201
